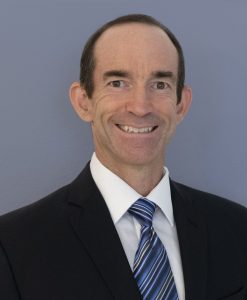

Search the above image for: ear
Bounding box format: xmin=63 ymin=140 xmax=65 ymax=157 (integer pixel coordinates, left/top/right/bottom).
xmin=69 ymin=82 xmax=93 ymax=122
xmin=176 ymin=85 xmax=192 ymax=124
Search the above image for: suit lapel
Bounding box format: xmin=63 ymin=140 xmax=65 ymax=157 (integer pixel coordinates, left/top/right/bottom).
xmin=68 ymin=164 xmax=141 ymax=300
xmin=170 ymin=181 xmax=208 ymax=300
xmin=67 ymin=164 xmax=208 ymax=300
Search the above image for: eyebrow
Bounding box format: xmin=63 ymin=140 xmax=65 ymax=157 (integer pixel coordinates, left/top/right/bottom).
xmin=103 ymin=70 xmax=130 ymax=81
xmin=151 ymin=70 xmax=176 ymax=81
xmin=102 ymin=69 xmax=176 ymax=82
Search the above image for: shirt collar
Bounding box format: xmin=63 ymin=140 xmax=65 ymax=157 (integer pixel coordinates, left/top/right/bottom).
xmin=90 ymin=153 xmax=174 ymax=227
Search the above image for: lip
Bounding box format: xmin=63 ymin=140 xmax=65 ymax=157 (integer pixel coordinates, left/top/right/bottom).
xmin=116 ymin=124 xmax=158 ymax=134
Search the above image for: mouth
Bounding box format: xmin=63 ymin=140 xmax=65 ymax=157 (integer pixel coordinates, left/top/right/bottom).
xmin=116 ymin=124 xmax=158 ymax=134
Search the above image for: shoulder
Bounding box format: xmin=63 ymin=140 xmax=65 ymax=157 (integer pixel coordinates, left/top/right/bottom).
xmin=0 ymin=162 xmax=95 ymax=244
xmin=174 ymin=180 xmax=246 ymax=212
xmin=0 ymin=183 xmax=75 ymax=278
xmin=171 ymin=180 xmax=247 ymax=246
xmin=0 ymin=184 xmax=70 ymax=239
xmin=0 ymin=163 xmax=93 ymax=229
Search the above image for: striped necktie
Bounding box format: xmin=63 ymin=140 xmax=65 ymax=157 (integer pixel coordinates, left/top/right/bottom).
xmin=128 ymin=198 xmax=179 ymax=300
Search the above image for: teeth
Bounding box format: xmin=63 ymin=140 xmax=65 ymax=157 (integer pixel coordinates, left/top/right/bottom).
xmin=119 ymin=125 xmax=154 ymax=133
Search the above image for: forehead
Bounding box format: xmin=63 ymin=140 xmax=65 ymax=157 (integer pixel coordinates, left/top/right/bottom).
xmin=93 ymin=23 xmax=178 ymax=77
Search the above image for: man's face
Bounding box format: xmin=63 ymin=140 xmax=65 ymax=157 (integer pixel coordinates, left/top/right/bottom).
xmin=73 ymin=23 xmax=191 ymax=173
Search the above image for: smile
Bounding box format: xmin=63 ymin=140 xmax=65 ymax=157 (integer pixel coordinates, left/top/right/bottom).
xmin=117 ymin=125 xmax=157 ymax=134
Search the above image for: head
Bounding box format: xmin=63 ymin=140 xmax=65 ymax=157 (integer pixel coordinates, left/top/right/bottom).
xmin=70 ymin=14 xmax=192 ymax=178
xmin=79 ymin=14 xmax=185 ymax=103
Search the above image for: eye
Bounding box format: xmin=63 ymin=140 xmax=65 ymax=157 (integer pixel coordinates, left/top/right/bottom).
xmin=153 ymin=81 xmax=169 ymax=90
xmin=109 ymin=80 xmax=125 ymax=88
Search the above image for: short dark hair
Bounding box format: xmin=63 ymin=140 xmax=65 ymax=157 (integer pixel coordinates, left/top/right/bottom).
xmin=80 ymin=14 xmax=185 ymax=103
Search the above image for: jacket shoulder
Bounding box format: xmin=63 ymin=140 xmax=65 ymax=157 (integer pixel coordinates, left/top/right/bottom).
xmin=0 ymin=184 xmax=70 ymax=239
xmin=172 ymin=180 xmax=247 ymax=254
xmin=172 ymin=180 xmax=247 ymax=214
xmin=171 ymin=180 xmax=247 ymax=247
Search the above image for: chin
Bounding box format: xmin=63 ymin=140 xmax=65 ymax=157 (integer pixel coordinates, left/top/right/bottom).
xmin=116 ymin=149 xmax=161 ymax=168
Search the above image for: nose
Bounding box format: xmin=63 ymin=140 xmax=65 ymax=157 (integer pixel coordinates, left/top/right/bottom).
xmin=126 ymin=86 xmax=152 ymax=117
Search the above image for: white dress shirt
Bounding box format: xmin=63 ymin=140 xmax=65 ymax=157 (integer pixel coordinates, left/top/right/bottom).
xmin=90 ymin=153 xmax=185 ymax=300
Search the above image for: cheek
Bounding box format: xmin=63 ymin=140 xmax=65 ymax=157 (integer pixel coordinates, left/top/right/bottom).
xmin=88 ymin=94 xmax=107 ymax=120
xmin=89 ymin=102 xmax=115 ymax=134
xmin=153 ymin=98 xmax=178 ymax=117
xmin=92 ymin=94 xmax=125 ymax=121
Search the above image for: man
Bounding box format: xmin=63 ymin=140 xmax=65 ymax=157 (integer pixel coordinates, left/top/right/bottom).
xmin=0 ymin=14 xmax=246 ymax=300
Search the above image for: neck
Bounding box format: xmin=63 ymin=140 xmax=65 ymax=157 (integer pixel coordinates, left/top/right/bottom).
xmin=117 ymin=166 xmax=164 ymax=196
xmin=96 ymin=154 xmax=165 ymax=196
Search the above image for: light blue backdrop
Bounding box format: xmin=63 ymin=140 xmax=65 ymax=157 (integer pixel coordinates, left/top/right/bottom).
xmin=0 ymin=0 xmax=246 ymax=214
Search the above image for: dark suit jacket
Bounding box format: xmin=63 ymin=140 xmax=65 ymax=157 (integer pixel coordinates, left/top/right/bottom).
xmin=0 ymin=163 xmax=247 ymax=300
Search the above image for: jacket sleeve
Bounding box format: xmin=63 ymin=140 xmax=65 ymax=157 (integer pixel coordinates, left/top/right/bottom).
xmin=0 ymin=243 xmax=21 ymax=300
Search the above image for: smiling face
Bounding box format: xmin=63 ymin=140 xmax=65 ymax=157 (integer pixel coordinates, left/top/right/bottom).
xmin=70 ymin=23 xmax=192 ymax=175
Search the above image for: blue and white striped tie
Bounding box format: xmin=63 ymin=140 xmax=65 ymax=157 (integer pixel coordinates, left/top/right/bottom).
xmin=128 ymin=198 xmax=179 ymax=300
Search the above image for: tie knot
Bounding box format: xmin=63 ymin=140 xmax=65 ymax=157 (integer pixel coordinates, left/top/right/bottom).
xmin=128 ymin=198 xmax=156 ymax=227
